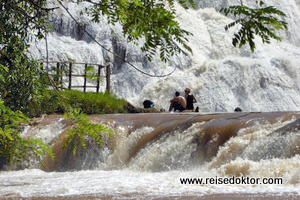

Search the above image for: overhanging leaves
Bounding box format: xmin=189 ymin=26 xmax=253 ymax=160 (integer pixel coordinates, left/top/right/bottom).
xmin=80 ymin=0 xmax=194 ymax=62
xmin=63 ymin=108 xmax=113 ymax=155
xmin=220 ymin=2 xmax=288 ymax=52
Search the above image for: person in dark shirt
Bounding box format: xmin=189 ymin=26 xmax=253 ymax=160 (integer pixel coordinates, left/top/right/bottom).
xmin=184 ymin=88 xmax=197 ymax=110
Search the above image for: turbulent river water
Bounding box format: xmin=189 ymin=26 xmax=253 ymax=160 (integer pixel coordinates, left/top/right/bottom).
xmin=4 ymin=0 xmax=300 ymax=199
xmin=1 ymin=112 xmax=300 ymax=199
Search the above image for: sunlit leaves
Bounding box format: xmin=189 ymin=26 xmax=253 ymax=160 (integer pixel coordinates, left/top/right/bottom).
xmin=178 ymin=0 xmax=196 ymax=9
xmin=0 ymin=99 xmax=54 ymax=165
xmin=0 ymin=0 xmax=53 ymax=163
xmin=63 ymin=108 xmax=113 ymax=155
xmin=220 ymin=1 xmax=288 ymax=52
xmin=0 ymin=64 xmax=8 ymax=82
xmin=82 ymin=0 xmax=194 ymax=62
xmin=85 ymin=66 xmax=100 ymax=81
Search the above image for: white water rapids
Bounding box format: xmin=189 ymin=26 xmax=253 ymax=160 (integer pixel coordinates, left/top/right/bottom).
xmin=0 ymin=113 xmax=300 ymax=199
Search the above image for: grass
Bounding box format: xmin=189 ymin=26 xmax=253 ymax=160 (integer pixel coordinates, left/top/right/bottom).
xmin=62 ymin=90 xmax=128 ymax=114
xmin=26 ymin=90 xmax=130 ymax=117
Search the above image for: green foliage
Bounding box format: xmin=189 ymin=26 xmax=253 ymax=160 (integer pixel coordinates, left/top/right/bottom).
xmin=0 ymin=1 xmax=49 ymax=41
xmin=220 ymin=1 xmax=288 ymax=52
xmin=78 ymin=0 xmax=195 ymax=62
xmin=63 ymin=108 xmax=113 ymax=155
xmin=0 ymin=99 xmax=28 ymax=131
xmin=0 ymin=47 xmax=49 ymax=111
xmin=1 ymin=0 xmax=289 ymax=67
xmin=0 ymin=0 xmax=50 ymax=111
xmin=0 ymin=64 xmax=8 ymax=82
xmin=85 ymin=66 xmax=99 ymax=81
xmin=0 ymin=99 xmax=54 ymax=165
xmin=27 ymin=90 xmax=129 ymax=117
xmin=62 ymin=90 xmax=128 ymax=114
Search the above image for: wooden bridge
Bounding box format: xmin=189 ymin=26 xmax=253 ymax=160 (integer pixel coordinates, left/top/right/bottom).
xmin=41 ymin=61 xmax=111 ymax=93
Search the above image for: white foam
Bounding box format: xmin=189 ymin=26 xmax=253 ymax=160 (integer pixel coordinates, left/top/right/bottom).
xmin=29 ymin=0 xmax=300 ymax=112
xmin=0 ymin=168 xmax=299 ymax=198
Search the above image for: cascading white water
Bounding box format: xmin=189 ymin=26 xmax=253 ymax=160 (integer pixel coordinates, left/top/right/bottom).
xmin=29 ymin=0 xmax=300 ymax=112
xmin=127 ymin=123 xmax=205 ymax=172
xmin=205 ymin=118 xmax=300 ymax=185
xmin=1 ymin=113 xmax=300 ymax=199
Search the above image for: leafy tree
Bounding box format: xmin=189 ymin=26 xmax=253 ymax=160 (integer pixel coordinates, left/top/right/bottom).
xmin=1 ymin=0 xmax=289 ymax=69
xmin=76 ymin=0 xmax=287 ymax=59
xmin=0 ymin=99 xmax=54 ymax=166
xmin=0 ymin=47 xmax=48 ymax=112
xmin=76 ymin=0 xmax=195 ymax=62
xmin=0 ymin=0 xmax=50 ymax=112
xmin=0 ymin=0 xmax=53 ymax=165
xmin=0 ymin=0 xmax=49 ymax=40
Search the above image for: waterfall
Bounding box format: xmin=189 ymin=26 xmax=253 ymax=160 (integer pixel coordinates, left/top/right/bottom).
xmin=16 ymin=112 xmax=300 ymax=174
xmin=29 ymin=0 xmax=300 ymax=112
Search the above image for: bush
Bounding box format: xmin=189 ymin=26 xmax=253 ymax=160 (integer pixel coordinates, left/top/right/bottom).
xmin=0 ymin=99 xmax=53 ymax=168
xmin=26 ymin=90 xmax=129 ymax=117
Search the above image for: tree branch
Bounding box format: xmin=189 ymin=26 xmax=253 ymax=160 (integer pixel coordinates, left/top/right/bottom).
xmin=56 ymin=0 xmax=176 ymax=78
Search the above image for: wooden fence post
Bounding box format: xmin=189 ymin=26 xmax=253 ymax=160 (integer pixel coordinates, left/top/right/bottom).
xmin=68 ymin=63 xmax=72 ymax=90
xmin=43 ymin=61 xmax=112 ymax=93
xmin=106 ymin=65 xmax=110 ymax=92
xmin=40 ymin=63 xmax=45 ymax=76
xmin=96 ymin=65 xmax=101 ymax=93
xmin=84 ymin=64 xmax=87 ymax=92
xmin=56 ymin=62 xmax=60 ymax=83
xmin=60 ymin=63 xmax=64 ymax=88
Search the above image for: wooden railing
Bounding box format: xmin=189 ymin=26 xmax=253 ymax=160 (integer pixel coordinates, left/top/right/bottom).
xmin=41 ymin=62 xmax=111 ymax=93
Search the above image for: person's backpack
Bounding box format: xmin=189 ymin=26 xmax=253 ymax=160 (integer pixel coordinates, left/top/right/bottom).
xmin=143 ymin=100 xmax=154 ymax=108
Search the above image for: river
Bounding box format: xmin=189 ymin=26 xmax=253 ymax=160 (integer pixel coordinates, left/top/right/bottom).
xmin=1 ymin=112 xmax=300 ymax=199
